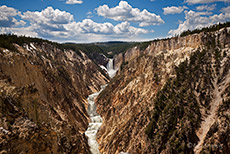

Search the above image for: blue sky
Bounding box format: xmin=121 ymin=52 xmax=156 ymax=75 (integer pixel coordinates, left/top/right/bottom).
xmin=0 ymin=0 xmax=230 ymax=43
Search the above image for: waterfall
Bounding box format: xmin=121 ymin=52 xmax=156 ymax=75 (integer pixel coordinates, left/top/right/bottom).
xmin=106 ymin=58 xmax=117 ymax=78
xmin=107 ymin=58 xmax=114 ymax=70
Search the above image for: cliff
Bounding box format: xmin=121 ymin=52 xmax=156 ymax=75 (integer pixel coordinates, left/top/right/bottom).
xmin=0 ymin=40 xmax=109 ymax=153
xmin=96 ymin=27 xmax=230 ymax=154
xmin=113 ymin=31 xmax=203 ymax=70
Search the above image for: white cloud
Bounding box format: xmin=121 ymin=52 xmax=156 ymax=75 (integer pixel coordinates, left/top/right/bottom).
xmin=168 ymin=10 xmax=230 ymax=35
xmin=1 ymin=6 xmax=150 ymax=42
xmin=114 ymin=21 xmax=148 ymax=35
xmin=96 ymin=1 xmax=164 ymax=27
xmin=221 ymin=6 xmax=230 ymax=13
xmin=67 ymin=19 xmax=114 ymax=34
xmin=163 ymin=6 xmax=188 ymax=15
xmin=70 ymin=20 xmax=149 ymax=42
xmin=21 ymin=6 xmax=74 ymax=35
xmin=185 ymin=0 xmax=230 ymax=4
xmin=196 ymin=4 xmax=216 ymax=11
xmin=66 ymin=19 xmax=148 ymax=36
xmin=1 ymin=6 xmax=147 ymax=42
xmin=32 ymin=19 xmax=148 ymax=42
xmin=66 ymin=0 xmax=83 ymax=4
xmin=0 ymin=26 xmax=39 ymax=37
xmin=86 ymin=11 xmax=93 ymax=18
xmin=0 ymin=5 xmax=25 ymax=27
xmin=22 ymin=7 xmax=74 ymax=25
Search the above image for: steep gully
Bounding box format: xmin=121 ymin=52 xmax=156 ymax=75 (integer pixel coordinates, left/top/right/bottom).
xmin=194 ymin=54 xmax=230 ymax=154
xmin=85 ymin=59 xmax=117 ymax=154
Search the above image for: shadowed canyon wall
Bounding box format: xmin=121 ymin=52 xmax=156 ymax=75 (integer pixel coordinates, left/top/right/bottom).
xmin=0 ymin=42 xmax=109 ymax=154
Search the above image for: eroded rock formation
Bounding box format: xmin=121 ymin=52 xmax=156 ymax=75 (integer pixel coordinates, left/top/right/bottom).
xmin=96 ymin=27 xmax=230 ymax=154
xmin=0 ymin=42 xmax=109 ymax=154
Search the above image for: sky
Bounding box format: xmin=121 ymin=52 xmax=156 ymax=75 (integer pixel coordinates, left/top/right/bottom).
xmin=0 ymin=0 xmax=230 ymax=43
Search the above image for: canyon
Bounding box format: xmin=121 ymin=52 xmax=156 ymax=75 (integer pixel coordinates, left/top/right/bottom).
xmin=0 ymin=23 xmax=230 ymax=154
xmin=0 ymin=40 xmax=109 ymax=153
xmin=96 ymin=27 xmax=230 ymax=154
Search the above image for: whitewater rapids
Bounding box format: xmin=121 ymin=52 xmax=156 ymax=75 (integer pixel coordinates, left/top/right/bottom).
xmin=85 ymin=58 xmax=117 ymax=154
xmin=85 ymin=85 xmax=106 ymax=154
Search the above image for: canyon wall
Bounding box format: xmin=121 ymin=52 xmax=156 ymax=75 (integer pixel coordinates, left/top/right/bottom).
xmin=0 ymin=42 xmax=109 ymax=153
xmin=96 ymin=28 xmax=230 ymax=154
xmin=113 ymin=31 xmax=204 ymax=70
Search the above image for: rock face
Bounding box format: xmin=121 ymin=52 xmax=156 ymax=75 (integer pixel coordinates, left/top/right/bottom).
xmin=96 ymin=28 xmax=230 ymax=154
xmin=0 ymin=41 xmax=109 ymax=153
xmin=113 ymin=31 xmax=203 ymax=70
xmin=113 ymin=46 xmax=141 ymax=69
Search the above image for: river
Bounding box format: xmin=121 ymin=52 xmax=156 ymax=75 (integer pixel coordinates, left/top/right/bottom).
xmin=85 ymin=58 xmax=117 ymax=154
xmin=85 ymin=85 xmax=106 ymax=154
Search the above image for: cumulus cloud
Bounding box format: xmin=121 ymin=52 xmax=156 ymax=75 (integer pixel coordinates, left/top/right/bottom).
xmin=221 ymin=6 xmax=230 ymax=13
xmin=0 ymin=26 xmax=39 ymax=37
xmin=1 ymin=5 xmax=150 ymax=42
xmin=67 ymin=19 xmax=114 ymax=35
xmin=0 ymin=5 xmax=25 ymax=27
xmin=35 ymin=19 xmax=148 ymax=41
xmin=66 ymin=19 xmax=148 ymax=36
xmin=114 ymin=21 xmax=148 ymax=35
xmin=86 ymin=11 xmax=93 ymax=18
xmin=22 ymin=7 xmax=74 ymax=25
xmin=163 ymin=6 xmax=188 ymax=15
xmin=21 ymin=6 xmax=74 ymax=34
xmin=196 ymin=4 xmax=216 ymax=11
xmin=63 ymin=20 xmax=149 ymax=42
xmin=6 ymin=6 xmax=147 ymax=41
xmin=96 ymin=1 xmax=164 ymax=27
xmin=66 ymin=0 xmax=83 ymax=4
xmin=168 ymin=10 xmax=230 ymax=35
xmin=185 ymin=0 xmax=230 ymax=4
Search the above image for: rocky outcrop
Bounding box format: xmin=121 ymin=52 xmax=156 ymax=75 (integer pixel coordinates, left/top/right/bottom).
xmin=96 ymin=28 xmax=230 ymax=154
xmin=113 ymin=53 xmax=123 ymax=70
xmin=114 ymin=47 xmax=141 ymax=69
xmin=113 ymin=32 xmax=203 ymax=70
xmin=114 ymin=27 xmax=230 ymax=71
xmin=0 ymin=41 xmax=109 ymax=154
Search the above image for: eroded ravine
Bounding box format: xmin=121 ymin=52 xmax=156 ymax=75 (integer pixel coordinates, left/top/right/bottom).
xmin=85 ymin=58 xmax=117 ymax=154
xmin=194 ymin=53 xmax=230 ymax=154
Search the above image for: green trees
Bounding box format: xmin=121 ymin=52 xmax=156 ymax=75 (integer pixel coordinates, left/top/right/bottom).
xmin=180 ymin=21 xmax=230 ymax=37
xmin=0 ymin=34 xmax=63 ymax=52
xmin=144 ymin=48 xmax=221 ymax=153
